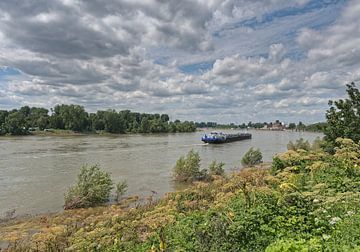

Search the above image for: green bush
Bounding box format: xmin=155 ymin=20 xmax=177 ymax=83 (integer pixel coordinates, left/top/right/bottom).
xmin=173 ymin=149 xmax=201 ymax=182
xmin=287 ymin=138 xmax=310 ymax=151
xmin=64 ymin=164 xmax=113 ymax=209
xmin=241 ymin=147 xmax=263 ymax=166
xmin=209 ymin=160 xmax=225 ymax=176
xmin=116 ymin=180 xmax=128 ymax=202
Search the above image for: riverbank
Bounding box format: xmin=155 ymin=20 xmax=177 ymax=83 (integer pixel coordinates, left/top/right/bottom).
xmin=1 ymin=139 xmax=360 ymax=251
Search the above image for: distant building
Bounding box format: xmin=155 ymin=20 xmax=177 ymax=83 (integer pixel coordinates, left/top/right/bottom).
xmin=260 ymin=120 xmax=285 ymax=131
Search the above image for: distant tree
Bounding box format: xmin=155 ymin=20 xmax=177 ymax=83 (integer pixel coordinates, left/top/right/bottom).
xmin=0 ymin=110 xmax=9 ymax=134
xmin=324 ymin=82 xmax=360 ymax=147
xmin=288 ymin=123 xmax=296 ymax=130
xmin=305 ymin=122 xmax=327 ymax=132
xmin=104 ymin=110 xmax=125 ymax=133
xmin=296 ymin=121 xmax=306 ymax=131
xmin=160 ymin=114 xmax=170 ymax=122
xmin=140 ymin=117 xmax=150 ymax=133
xmin=51 ymin=104 xmax=89 ymax=131
xmin=3 ymin=111 xmax=28 ymax=135
xmin=19 ymin=106 xmax=31 ymax=117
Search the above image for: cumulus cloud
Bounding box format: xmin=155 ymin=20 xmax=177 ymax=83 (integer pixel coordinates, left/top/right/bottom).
xmin=0 ymin=0 xmax=359 ymax=123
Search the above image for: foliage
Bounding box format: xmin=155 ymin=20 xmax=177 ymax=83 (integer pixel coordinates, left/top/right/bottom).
xmin=325 ymin=82 xmax=360 ymax=149
xmin=287 ymin=122 xmax=296 ymax=130
xmin=241 ymin=147 xmax=263 ymax=166
xmin=305 ymin=122 xmax=327 ymax=132
xmin=0 ymin=105 xmax=196 ymax=135
xmin=287 ymin=138 xmax=311 ymax=151
xmin=209 ymin=160 xmax=225 ymax=176
xmin=173 ymin=150 xmax=201 ymax=182
xmin=116 ymin=180 xmax=128 ymax=202
xmin=64 ymin=164 xmax=113 ymax=209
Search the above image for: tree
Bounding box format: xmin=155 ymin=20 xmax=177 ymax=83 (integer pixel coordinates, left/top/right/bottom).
xmin=287 ymin=138 xmax=310 ymax=151
xmin=209 ymin=160 xmax=225 ymax=176
xmin=173 ymin=150 xmax=201 ymax=182
xmin=241 ymin=147 xmax=263 ymax=166
xmin=324 ymin=82 xmax=360 ymax=149
xmin=160 ymin=114 xmax=170 ymax=122
xmin=288 ymin=123 xmax=296 ymax=130
xmin=104 ymin=110 xmax=125 ymax=133
xmin=3 ymin=111 xmax=28 ymax=135
xmin=51 ymin=104 xmax=89 ymax=131
xmin=296 ymin=121 xmax=306 ymax=131
xmin=64 ymin=164 xmax=113 ymax=209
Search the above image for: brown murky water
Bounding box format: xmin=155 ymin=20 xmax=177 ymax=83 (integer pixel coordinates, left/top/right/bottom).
xmin=0 ymin=130 xmax=321 ymax=216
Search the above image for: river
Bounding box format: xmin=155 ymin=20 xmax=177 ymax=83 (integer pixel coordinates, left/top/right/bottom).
xmin=0 ymin=130 xmax=322 ymax=217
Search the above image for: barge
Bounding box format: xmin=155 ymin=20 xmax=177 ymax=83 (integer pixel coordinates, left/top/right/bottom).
xmin=201 ymin=132 xmax=252 ymax=144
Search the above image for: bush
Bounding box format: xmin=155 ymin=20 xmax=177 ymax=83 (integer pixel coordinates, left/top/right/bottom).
xmin=64 ymin=164 xmax=113 ymax=209
xmin=209 ymin=160 xmax=225 ymax=176
xmin=287 ymin=138 xmax=310 ymax=151
xmin=116 ymin=180 xmax=128 ymax=202
xmin=241 ymin=147 xmax=263 ymax=166
xmin=173 ymin=150 xmax=201 ymax=182
xmin=311 ymin=136 xmax=325 ymax=151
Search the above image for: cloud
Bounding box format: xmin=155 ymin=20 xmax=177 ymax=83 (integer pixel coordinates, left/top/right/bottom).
xmin=0 ymin=0 xmax=358 ymax=123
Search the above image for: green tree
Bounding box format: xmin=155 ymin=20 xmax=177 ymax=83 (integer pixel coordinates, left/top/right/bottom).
xmin=64 ymin=164 xmax=113 ymax=209
xmin=160 ymin=114 xmax=170 ymax=122
xmin=173 ymin=150 xmax=201 ymax=182
xmin=287 ymin=138 xmax=311 ymax=151
xmin=104 ymin=110 xmax=125 ymax=133
xmin=3 ymin=111 xmax=28 ymax=135
xmin=287 ymin=123 xmax=296 ymax=130
xmin=140 ymin=117 xmax=150 ymax=133
xmin=325 ymin=82 xmax=360 ymax=147
xmin=115 ymin=180 xmax=128 ymax=202
xmin=241 ymin=147 xmax=263 ymax=166
xmin=51 ymin=104 xmax=89 ymax=131
xmin=296 ymin=121 xmax=306 ymax=131
xmin=209 ymin=160 xmax=225 ymax=176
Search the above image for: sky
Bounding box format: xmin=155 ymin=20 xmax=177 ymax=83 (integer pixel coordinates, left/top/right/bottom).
xmin=0 ymin=0 xmax=359 ymax=124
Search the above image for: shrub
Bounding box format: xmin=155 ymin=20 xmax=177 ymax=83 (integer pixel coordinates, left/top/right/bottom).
xmin=311 ymin=136 xmax=325 ymax=151
xmin=241 ymin=147 xmax=263 ymax=166
xmin=173 ymin=150 xmax=201 ymax=182
xmin=64 ymin=164 xmax=113 ymax=209
xmin=287 ymin=138 xmax=310 ymax=151
xmin=116 ymin=180 xmax=128 ymax=202
xmin=209 ymin=160 xmax=225 ymax=176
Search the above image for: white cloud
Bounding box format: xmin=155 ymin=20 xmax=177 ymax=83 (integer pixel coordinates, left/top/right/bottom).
xmin=0 ymin=0 xmax=359 ymax=123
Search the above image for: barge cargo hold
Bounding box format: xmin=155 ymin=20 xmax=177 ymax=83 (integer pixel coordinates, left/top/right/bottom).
xmin=201 ymin=132 xmax=252 ymax=144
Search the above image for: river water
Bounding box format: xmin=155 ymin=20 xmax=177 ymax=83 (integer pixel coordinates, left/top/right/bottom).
xmin=0 ymin=130 xmax=321 ymax=217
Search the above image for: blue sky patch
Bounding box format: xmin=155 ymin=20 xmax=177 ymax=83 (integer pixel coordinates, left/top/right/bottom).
xmin=179 ymin=61 xmax=214 ymax=75
xmin=0 ymin=67 xmax=20 ymax=80
xmin=213 ymin=0 xmax=347 ymax=37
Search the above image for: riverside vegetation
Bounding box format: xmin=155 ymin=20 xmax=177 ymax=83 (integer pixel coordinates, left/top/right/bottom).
xmin=0 ymin=105 xmax=196 ymax=135
xmin=1 ymin=83 xmax=360 ymax=251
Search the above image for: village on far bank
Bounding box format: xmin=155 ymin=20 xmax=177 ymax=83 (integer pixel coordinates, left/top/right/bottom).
xmin=195 ymin=120 xmax=326 ymax=132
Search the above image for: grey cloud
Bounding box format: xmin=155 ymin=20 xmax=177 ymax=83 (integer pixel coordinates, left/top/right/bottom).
xmin=0 ymin=0 xmax=359 ymax=124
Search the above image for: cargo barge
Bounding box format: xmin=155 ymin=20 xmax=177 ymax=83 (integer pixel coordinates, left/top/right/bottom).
xmin=201 ymin=132 xmax=252 ymax=144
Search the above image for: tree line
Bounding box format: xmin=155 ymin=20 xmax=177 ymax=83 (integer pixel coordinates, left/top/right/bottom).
xmin=0 ymin=104 xmax=196 ymax=135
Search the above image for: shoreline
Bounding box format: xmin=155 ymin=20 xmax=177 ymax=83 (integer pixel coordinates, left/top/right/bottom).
xmin=0 ymin=129 xmax=198 ymax=137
